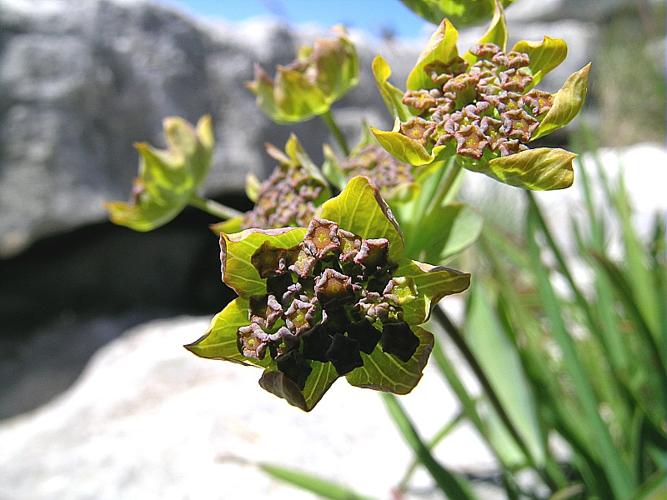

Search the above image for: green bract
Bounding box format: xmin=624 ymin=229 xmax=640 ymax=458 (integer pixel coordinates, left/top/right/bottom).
xmin=212 ymin=134 xmax=331 ymax=234
xmin=186 ymin=177 xmax=470 ymax=411
xmin=401 ymin=0 xmax=514 ymax=27
xmin=247 ymin=26 xmax=359 ymax=124
xmin=371 ymin=7 xmax=591 ymax=191
xmin=106 ymin=115 xmax=214 ymax=231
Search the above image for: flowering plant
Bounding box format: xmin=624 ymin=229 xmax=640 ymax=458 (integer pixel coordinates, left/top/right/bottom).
xmin=107 ymin=2 xmax=587 ymax=413
xmin=187 ymin=177 xmax=468 ymax=410
xmin=372 ymin=6 xmax=590 ymax=190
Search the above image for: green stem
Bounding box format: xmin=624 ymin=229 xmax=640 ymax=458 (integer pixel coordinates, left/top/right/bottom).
xmin=428 ymin=159 xmax=462 ymax=215
xmin=321 ymin=109 xmax=350 ymax=156
xmin=189 ymin=195 xmax=242 ymax=220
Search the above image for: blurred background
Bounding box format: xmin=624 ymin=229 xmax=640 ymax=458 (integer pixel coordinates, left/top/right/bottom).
xmin=0 ymin=0 xmax=665 ymax=498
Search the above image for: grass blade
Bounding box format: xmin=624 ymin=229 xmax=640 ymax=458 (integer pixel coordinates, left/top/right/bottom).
xmin=258 ymin=462 xmax=373 ymax=500
xmin=525 ymin=204 xmax=635 ymax=498
xmin=382 ymin=393 xmax=476 ymax=500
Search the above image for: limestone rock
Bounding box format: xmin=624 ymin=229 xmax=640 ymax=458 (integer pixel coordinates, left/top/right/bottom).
xmin=0 ymin=312 xmax=499 ymax=500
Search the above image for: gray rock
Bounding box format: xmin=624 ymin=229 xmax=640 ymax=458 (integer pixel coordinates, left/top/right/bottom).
xmin=0 ymin=0 xmax=605 ymax=258
xmin=0 ymin=0 xmax=401 ymax=257
xmin=0 ymin=313 xmax=502 ymax=500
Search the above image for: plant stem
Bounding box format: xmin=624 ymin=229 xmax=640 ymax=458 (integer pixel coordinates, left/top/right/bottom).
xmin=427 ymin=159 xmax=462 ymax=214
xmin=321 ymin=109 xmax=350 ymax=156
xmin=189 ymin=195 xmax=243 ymax=220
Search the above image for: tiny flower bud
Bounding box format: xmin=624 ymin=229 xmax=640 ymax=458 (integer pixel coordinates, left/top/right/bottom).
xmin=315 ymin=268 xmax=354 ymax=309
xmin=285 ymin=298 xmax=317 ymax=335
xmin=402 ymin=90 xmax=437 ymax=111
xmin=249 ymin=294 xmax=283 ymax=329
xmin=400 ymin=117 xmax=432 ymax=143
xmin=301 ymin=325 xmax=333 ymax=362
xmin=304 ymin=218 xmax=341 ymax=259
xmin=289 ymin=248 xmax=318 ymax=278
xmin=326 ymin=334 xmax=363 ymax=375
xmin=268 ymin=326 xmax=299 ymax=358
xmin=251 ymin=242 xmax=296 ymax=278
xmin=381 ymin=322 xmax=420 ymax=362
xmin=506 ymin=51 xmax=530 ymax=69
xmin=337 ymin=228 xmax=362 ymax=263
xmin=347 ymin=318 xmax=381 ymax=354
xmin=471 ymin=42 xmax=501 ymax=60
xmin=383 ymin=277 xmax=418 ymax=306
xmin=354 ymin=238 xmax=389 ymax=269
xmin=237 ymin=323 xmax=270 ymax=359
xmin=276 ymin=350 xmax=312 ymax=390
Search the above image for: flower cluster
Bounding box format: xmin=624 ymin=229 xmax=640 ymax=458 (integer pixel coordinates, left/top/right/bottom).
xmin=400 ymin=43 xmax=552 ymax=160
xmin=339 ymin=144 xmax=414 ymax=196
xmin=247 ymin=26 xmax=359 ymax=123
xmin=242 ymin=147 xmax=326 ymax=230
xmin=239 ymin=217 xmax=420 ymax=389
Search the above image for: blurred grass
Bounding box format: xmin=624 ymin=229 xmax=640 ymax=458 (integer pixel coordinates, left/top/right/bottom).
xmin=258 ymin=128 xmax=667 ymax=498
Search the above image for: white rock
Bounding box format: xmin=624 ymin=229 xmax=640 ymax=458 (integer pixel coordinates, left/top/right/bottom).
xmin=0 ymin=313 xmax=500 ymax=500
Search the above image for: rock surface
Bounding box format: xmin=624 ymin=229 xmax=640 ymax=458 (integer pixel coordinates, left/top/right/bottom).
xmin=0 ymin=0 xmax=601 ymax=257
xmin=0 ymin=312 xmax=503 ymax=500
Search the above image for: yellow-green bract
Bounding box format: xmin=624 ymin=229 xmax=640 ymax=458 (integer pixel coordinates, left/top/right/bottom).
xmin=106 ymin=115 xmax=214 ymax=231
xmin=247 ymin=26 xmax=359 ymax=124
xmin=371 ymin=4 xmax=591 ymax=191
xmin=185 ymin=177 xmax=470 ymax=411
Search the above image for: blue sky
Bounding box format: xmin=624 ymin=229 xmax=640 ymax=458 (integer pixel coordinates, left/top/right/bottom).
xmin=159 ymin=0 xmax=430 ymax=39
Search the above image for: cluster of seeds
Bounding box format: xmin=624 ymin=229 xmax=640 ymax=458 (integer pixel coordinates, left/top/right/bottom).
xmin=339 ymin=145 xmax=414 ymax=197
xmin=400 ymin=42 xmax=554 ymax=160
xmin=242 ymin=151 xmax=326 ymax=230
xmin=238 ymin=218 xmax=421 ymax=389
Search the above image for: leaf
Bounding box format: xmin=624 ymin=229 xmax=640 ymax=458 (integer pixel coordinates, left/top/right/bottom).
xmin=247 ymin=30 xmax=358 ymax=124
xmin=406 ymin=19 xmax=459 ymax=91
xmin=259 ymin=361 xmax=339 ymax=412
xmin=106 ymin=115 xmax=214 ymax=231
xmin=465 ymin=284 xmax=546 ymax=467
xmin=474 ymin=147 xmax=576 ymax=190
xmin=258 ymin=462 xmax=372 ymax=500
xmin=372 ymin=55 xmax=412 ymax=122
xmin=284 ymin=134 xmax=330 ymax=192
xmin=532 ymin=64 xmax=591 ymax=140
xmin=371 ymin=128 xmax=434 ymax=166
xmin=210 ymin=216 xmax=243 ymax=235
xmin=184 ymin=298 xmax=269 ymax=368
xmin=245 ymin=173 xmax=261 ymax=203
xmin=400 ymin=0 xmax=513 ymax=28
xmin=421 ymin=203 xmax=483 ymax=263
xmin=512 ymin=36 xmax=568 ymax=88
xmin=319 ymin=176 xmax=405 ymax=262
xmin=397 ymin=259 xmax=471 ymax=323
xmin=220 ymin=227 xmax=307 ymax=297
xmin=464 ymin=0 xmax=508 ymax=64
xmin=525 ymin=207 xmax=635 ymax=498
xmin=321 ymin=144 xmax=348 ymax=191
xmin=345 ymin=326 xmax=434 ymax=394
xmin=382 ymin=394 xmax=476 ymax=500
xmin=274 ymin=67 xmax=329 ymax=122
